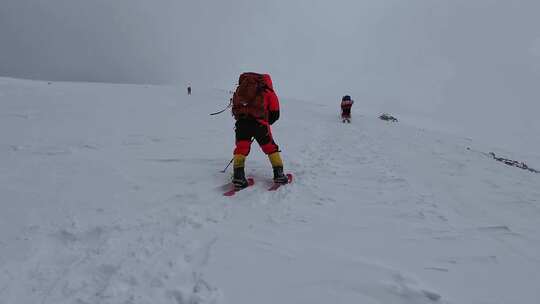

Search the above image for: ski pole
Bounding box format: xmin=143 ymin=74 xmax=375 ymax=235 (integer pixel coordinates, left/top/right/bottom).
xmin=210 ymin=100 xmax=232 ymax=116
xmin=221 ymin=157 xmax=234 ymax=173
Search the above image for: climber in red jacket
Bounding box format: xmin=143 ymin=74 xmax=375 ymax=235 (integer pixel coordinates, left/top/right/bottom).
xmin=231 ymin=72 xmax=288 ymax=190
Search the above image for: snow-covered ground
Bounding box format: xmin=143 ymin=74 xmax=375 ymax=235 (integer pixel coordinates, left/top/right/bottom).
xmin=1 ymin=77 xmax=539 ymax=304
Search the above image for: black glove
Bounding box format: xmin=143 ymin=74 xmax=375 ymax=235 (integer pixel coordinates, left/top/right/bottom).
xmin=268 ymin=111 xmax=280 ymax=125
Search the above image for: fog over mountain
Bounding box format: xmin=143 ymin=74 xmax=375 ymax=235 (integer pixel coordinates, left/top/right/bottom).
xmin=2 ymin=1 xmax=540 ymax=145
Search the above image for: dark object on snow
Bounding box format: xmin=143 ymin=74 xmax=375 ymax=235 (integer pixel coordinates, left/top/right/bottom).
xmin=488 ymin=152 xmax=539 ymax=173
xmin=379 ymin=113 xmax=398 ymax=122
xmin=187 ymin=86 xmax=192 ymax=95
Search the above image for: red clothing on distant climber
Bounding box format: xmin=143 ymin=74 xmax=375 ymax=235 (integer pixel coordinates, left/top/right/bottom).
xmin=341 ymin=99 xmax=353 ymax=118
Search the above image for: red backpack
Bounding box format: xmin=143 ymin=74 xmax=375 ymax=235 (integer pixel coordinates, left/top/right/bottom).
xmin=231 ymin=73 xmax=268 ymax=120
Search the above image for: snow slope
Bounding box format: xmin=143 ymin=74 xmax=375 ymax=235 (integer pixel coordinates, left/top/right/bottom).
xmin=1 ymin=77 xmax=539 ymax=304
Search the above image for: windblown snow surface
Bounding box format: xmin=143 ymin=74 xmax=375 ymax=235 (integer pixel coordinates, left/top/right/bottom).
xmin=1 ymin=77 xmax=539 ymax=304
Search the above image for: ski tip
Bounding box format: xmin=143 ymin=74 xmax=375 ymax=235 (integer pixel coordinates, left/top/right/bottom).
xmin=286 ymin=173 xmax=293 ymax=183
xmin=223 ymin=189 xmax=236 ymax=196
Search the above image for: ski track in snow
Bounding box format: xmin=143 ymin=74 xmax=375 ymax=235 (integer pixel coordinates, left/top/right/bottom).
xmin=1 ymin=78 xmax=540 ymax=304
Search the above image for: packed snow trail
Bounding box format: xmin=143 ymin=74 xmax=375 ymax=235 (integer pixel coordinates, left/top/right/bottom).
xmin=208 ymin=99 xmax=540 ymax=304
xmin=1 ymin=78 xmax=539 ymax=303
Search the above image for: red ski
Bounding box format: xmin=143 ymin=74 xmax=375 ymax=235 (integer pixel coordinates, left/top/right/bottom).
xmin=223 ymin=178 xmax=255 ymax=196
xmin=268 ymin=174 xmax=293 ymax=191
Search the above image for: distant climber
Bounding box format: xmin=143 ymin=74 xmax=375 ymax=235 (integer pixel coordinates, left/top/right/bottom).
xmin=187 ymin=85 xmax=192 ymax=95
xmin=341 ymin=95 xmax=354 ymax=123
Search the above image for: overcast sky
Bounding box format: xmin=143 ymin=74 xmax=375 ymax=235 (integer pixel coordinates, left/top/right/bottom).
xmin=0 ymin=0 xmax=396 ymax=92
xmin=2 ymin=0 xmax=540 ymax=136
